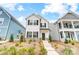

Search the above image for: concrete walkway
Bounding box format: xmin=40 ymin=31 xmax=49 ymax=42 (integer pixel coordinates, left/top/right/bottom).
xmin=43 ymin=40 xmax=59 ymax=55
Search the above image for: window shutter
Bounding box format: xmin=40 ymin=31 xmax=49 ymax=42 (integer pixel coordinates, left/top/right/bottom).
xmin=40 ymin=23 xmax=42 ymax=27
xmin=37 ymin=20 xmax=38 ymax=25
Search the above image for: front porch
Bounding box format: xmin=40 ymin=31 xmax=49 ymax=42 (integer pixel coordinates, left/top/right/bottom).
xmin=40 ymin=29 xmax=49 ymax=40
xmin=59 ymin=31 xmax=79 ymax=41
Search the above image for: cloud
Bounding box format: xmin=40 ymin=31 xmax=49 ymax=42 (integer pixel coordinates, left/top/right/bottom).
xmin=18 ymin=16 xmax=26 ymax=27
xmin=0 ymin=3 xmax=17 ymax=11
xmin=17 ymin=5 xmax=24 ymax=11
xmin=41 ymin=3 xmax=78 ymax=16
xmin=41 ymin=3 xmax=68 ymax=17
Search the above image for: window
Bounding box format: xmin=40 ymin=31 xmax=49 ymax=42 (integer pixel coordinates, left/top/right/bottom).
xmin=28 ymin=20 xmax=38 ymax=25
xmin=74 ymin=22 xmax=79 ymax=28
xmin=28 ymin=20 xmax=32 ymax=25
xmin=0 ymin=18 xmax=4 ymax=25
xmin=60 ymin=32 xmax=63 ymax=38
xmin=34 ymin=20 xmax=38 ymax=25
xmin=58 ymin=23 xmax=61 ymax=29
xmin=40 ymin=23 xmax=46 ymax=27
xmin=63 ymin=22 xmax=72 ymax=28
xmin=27 ymin=32 xmax=32 ymax=38
xmin=33 ymin=32 xmax=38 ymax=38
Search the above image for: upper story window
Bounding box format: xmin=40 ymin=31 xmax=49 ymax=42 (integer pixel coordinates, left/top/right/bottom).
xmin=58 ymin=22 xmax=61 ymax=29
xmin=28 ymin=20 xmax=38 ymax=25
xmin=0 ymin=18 xmax=4 ymax=25
xmin=63 ymin=22 xmax=72 ymax=28
xmin=40 ymin=23 xmax=46 ymax=28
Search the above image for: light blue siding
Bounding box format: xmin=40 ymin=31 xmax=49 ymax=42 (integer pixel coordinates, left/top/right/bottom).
xmin=0 ymin=7 xmax=25 ymax=40
xmin=6 ymin=18 xmax=25 ymax=39
xmin=0 ymin=8 xmax=10 ymax=39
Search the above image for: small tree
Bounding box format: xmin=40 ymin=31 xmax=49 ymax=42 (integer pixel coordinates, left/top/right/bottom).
xmin=9 ymin=34 xmax=14 ymax=42
xmin=49 ymin=35 xmax=52 ymax=42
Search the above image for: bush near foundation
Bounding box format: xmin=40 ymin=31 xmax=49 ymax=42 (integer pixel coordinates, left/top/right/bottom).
xmin=49 ymin=35 xmax=52 ymax=42
xmin=63 ymin=47 xmax=73 ymax=55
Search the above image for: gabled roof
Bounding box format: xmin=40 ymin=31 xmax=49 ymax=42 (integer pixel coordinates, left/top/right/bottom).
xmin=0 ymin=6 xmax=26 ymax=29
xmin=25 ymin=13 xmax=49 ymax=23
xmin=55 ymin=11 xmax=79 ymax=24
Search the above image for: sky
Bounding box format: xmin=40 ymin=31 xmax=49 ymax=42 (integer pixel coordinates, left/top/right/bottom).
xmin=0 ymin=3 xmax=79 ymax=27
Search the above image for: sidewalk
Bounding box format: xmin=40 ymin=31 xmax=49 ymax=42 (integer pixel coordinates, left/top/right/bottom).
xmin=43 ymin=40 xmax=59 ymax=55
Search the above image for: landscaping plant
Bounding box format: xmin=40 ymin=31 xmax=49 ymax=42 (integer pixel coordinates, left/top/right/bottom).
xmin=28 ymin=39 xmax=32 ymax=44
xmin=49 ymin=35 xmax=52 ymax=42
xmin=64 ymin=39 xmax=69 ymax=44
xmin=54 ymin=44 xmax=59 ymax=49
xmin=40 ymin=46 xmax=47 ymax=55
xmin=17 ymin=48 xmax=27 ymax=55
xmin=63 ymin=47 xmax=73 ymax=55
xmin=7 ymin=46 xmax=17 ymax=55
xmin=27 ymin=47 xmax=35 ymax=55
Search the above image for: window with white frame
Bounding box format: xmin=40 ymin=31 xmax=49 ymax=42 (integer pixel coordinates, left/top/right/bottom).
xmin=33 ymin=32 xmax=38 ymax=38
xmin=27 ymin=31 xmax=32 ymax=38
xmin=40 ymin=23 xmax=46 ymax=27
xmin=0 ymin=18 xmax=4 ymax=25
xmin=28 ymin=20 xmax=38 ymax=25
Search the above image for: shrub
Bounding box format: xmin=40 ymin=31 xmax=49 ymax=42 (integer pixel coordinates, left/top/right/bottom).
xmin=63 ymin=47 xmax=73 ymax=55
xmin=9 ymin=34 xmax=14 ymax=42
xmin=7 ymin=46 xmax=17 ymax=55
xmin=27 ymin=47 xmax=35 ymax=55
xmin=49 ymin=35 xmax=52 ymax=42
xmin=15 ymin=42 xmax=20 ymax=46
xmin=71 ymin=40 xmax=75 ymax=45
xmin=54 ymin=44 xmax=59 ymax=49
xmin=20 ymin=34 xmax=24 ymax=42
xmin=40 ymin=46 xmax=47 ymax=55
xmin=28 ymin=39 xmax=32 ymax=44
xmin=64 ymin=39 xmax=69 ymax=44
xmin=17 ymin=48 xmax=27 ymax=55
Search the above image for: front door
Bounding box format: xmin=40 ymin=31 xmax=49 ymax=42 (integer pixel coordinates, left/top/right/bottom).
xmin=42 ymin=33 xmax=45 ymax=40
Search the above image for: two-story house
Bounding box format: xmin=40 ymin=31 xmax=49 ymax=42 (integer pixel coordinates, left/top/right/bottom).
xmin=51 ymin=11 xmax=79 ymax=41
xmin=0 ymin=6 xmax=25 ymax=41
xmin=25 ymin=13 xmax=49 ymax=40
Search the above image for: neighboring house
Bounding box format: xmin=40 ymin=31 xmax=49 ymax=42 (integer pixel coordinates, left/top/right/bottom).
xmin=0 ymin=7 xmax=25 ymax=41
xmin=51 ymin=11 xmax=79 ymax=41
xmin=25 ymin=13 xmax=49 ymax=40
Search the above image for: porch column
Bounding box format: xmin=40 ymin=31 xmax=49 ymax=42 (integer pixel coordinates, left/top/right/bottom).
xmin=71 ymin=21 xmax=74 ymax=29
xmin=74 ymin=31 xmax=78 ymax=41
xmin=61 ymin=21 xmax=64 ymax=29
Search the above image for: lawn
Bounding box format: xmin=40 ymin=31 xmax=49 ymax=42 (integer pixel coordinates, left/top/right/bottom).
xmin=50 ymin=40 xmax=79 ymax=55
xmin=0 ymin=39 xmax=47 ymax=55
